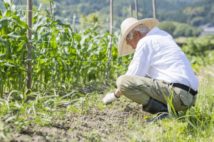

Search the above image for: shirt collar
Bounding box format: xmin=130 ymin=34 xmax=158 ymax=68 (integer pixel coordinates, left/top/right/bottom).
xmin=146 ymin=27 xmax=160 ymax=36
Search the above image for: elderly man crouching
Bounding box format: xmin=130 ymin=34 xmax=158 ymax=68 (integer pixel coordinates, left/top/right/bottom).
xmin=103 ymin=17 xmax=198 ymax=120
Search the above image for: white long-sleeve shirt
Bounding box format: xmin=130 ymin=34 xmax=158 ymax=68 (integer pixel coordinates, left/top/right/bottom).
xmin=125 ymin=27 xmax=199 ymax=91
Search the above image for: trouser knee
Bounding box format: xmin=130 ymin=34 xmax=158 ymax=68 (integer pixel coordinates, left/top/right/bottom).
xmin=116 ymin=75 xmax=131 ymax=92
xmin=116 ymin=75 xmax=150 ymax=105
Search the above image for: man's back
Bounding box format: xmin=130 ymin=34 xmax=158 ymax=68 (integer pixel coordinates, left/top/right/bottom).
xmin=129 ymin=27 xmax=199 ymax=91
xmin=139 ymin=28 xmax=198 ymax=90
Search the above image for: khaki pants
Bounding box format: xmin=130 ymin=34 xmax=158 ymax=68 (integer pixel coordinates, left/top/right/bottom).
xmin=116 ymin=75 xmax=197 ymax=111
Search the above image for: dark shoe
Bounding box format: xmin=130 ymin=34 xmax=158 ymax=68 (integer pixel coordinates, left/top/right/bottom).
xmin=146 ymin=112 xmax=169 ymax=123
xmin=143 ymin=98 xmax=168 ymax=114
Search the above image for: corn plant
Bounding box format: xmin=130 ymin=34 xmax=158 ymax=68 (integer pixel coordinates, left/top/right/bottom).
xmin=0 ymin=2 xmax=28 ymax=94
xmin=0 ymin=2 xmax=131 ymax=95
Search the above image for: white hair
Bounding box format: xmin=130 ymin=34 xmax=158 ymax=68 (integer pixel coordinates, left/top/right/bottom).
xmin=126 ymin=25 xmax=150 ymax=40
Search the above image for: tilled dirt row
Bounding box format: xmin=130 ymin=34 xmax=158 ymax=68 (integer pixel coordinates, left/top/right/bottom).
xmin=10 ymin=101 xmax=147 ymax=142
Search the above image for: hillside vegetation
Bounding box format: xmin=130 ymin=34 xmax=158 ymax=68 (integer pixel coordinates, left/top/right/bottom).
xmin=1 ymin=0 xmax=214 ymax=28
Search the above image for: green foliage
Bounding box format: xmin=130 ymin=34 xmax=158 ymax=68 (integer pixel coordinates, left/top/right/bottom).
xmin=0 ymin=2 xmax=28 ymax=93
xmin=51 ymin=0 xmax=214 ymax=28
xmin=183 ymin=4 xmax=214 ymax=26
xmin=1 ymin=0 xmax=214 ymax=28
xmin=0 ymin=2 xmax=130 ymax=93
xmin=181 ymin=36 xmax=214 ymax=71
xmin=190 ymin=16 xmax=204 ymax=26
xmin=159 ymin=21 xmax=202 ymax=38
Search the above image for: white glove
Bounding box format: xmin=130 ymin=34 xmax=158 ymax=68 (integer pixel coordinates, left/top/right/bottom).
xmin=102 ymin=92 xmax=118 ymax=104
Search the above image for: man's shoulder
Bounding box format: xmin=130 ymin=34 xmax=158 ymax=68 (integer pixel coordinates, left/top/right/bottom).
xmin=136 ymin=37 xmax=154 ymax=52
xmin=138 ymin=34 xmax=156 ymax=46
xmin=146 ymin=27 xmax=173 ymax=39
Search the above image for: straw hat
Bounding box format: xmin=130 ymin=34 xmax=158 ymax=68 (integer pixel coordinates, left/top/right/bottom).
xmin=118 ymin=17 xmax=159 ymax=56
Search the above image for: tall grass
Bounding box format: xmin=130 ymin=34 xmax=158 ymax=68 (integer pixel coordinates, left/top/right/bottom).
xmin=138 ymin=69 xmax=214 ymax=142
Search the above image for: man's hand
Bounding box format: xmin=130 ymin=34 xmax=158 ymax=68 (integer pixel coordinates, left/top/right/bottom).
xmin=102 ymin=92 xmax=118 ymax=105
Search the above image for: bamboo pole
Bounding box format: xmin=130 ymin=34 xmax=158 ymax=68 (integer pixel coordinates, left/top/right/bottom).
xmin=50 ymin=1 xmax=53 ymax=16
xmin=49 ymin=0 xmax=54 ymax=19
xmin=129 ymin=4 xmax=133 ymax=17
xmin=26 ymin=0 xmax=32 ymax=90
xmin=109 ymin=0 xmax=113 ymax=35
xmin=106 ymin=0 xmax=113 ymax=82
xmin=152 ymin=0 xmax=157 ymax=18
xmin=134 ymin=0 xmax=138 ymax=19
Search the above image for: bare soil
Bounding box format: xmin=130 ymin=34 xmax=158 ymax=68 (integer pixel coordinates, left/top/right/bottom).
xmin=10 ymin=98 xmax=148 ymax=142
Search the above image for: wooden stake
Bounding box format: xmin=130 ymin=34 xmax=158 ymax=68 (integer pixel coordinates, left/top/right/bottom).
xmin=109 ymin=0 xmax=113 ymax=35
xmin=49 ymin=0 xmax=54 ymax=19
xmin=135 ymin=0 xmax=138 ymax=19
xmin=130 ymin=4 xmax=133 ymax=17
xmin=152 ymin=0 xmax=157 ymax=18
xmin=27 ymin=0 xmax=32 ymax=90
xmin=106 ymin=0 xmax=113 ymax=82
xmin=50 ymin=1 xmax=53 ymax=16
